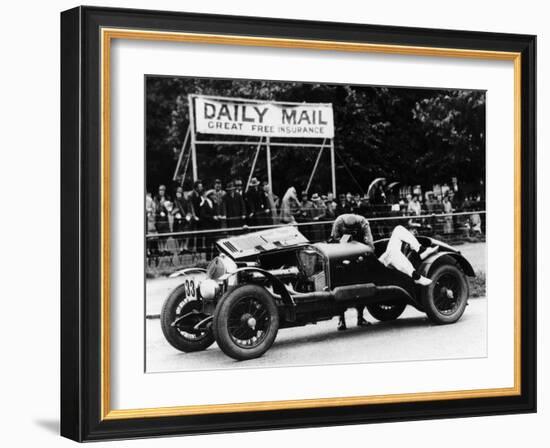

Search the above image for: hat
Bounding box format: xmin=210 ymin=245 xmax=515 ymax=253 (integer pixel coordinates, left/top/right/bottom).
xmin=311 ymin=193 xmax=320 ymax=201
xmin=214 ymin=178 xmax=222 ymax=184
xmin=226 ymin=181 xmax=236 ymax=190
xmin=235 ymin=179 xmax=243 ymax=186
xmin=249 ymin=177 xmax=260 ymax=187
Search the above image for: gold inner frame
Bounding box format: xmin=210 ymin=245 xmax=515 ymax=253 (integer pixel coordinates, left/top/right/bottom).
xmin=100 ymin=27 xmax=522 ymax=420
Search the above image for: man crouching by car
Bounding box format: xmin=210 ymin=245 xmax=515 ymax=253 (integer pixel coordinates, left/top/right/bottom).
xmin=330 ymin=213 xmax=374 ymax=331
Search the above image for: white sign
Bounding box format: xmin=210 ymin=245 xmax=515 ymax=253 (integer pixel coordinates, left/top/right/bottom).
xmin=194 ymin=96 xmax=334 ymax=138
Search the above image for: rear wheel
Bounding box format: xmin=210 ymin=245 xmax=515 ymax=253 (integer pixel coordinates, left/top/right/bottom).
xmin=213 ymin=285 xmax=279 ymax=361
xmin=160 ymin=283 xmax=214 ymax=352
xmin=421 ymin=263 xmax=469 ymax=324
xmin=366 ymin=301 xmax=407 ymax=321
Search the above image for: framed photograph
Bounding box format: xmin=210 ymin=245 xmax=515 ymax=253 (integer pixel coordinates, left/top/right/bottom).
xmin=60 ymin=6 xmax=536 ymax=441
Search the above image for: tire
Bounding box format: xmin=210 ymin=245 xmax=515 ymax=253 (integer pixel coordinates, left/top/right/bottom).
xmin=366 ymin=301 xmax=407 ymax=321
xmin=421 ymin=263 xmax=469 ymax=324
xmin=213 ymin=285 xmax=279 ymax=361
xmin=160 ymin=283 xmax=214 ymax=352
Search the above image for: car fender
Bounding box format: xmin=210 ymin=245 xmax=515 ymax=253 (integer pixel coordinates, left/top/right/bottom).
xmin=420 ymin=251 xmax=476 ymax=278
xmin=224 ymin=267 xmax=296 ymax=310
xmin=168 ymin=267 xmax=207 ymax=279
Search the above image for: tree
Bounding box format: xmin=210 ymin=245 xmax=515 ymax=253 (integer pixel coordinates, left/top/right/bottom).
xmin=146 ymin=77 xmax=485 ymax=197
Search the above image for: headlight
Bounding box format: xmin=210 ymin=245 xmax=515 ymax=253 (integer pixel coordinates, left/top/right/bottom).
xmin=199 ymin=279 xmax=219 ymax=300
xmin=206 ymin=254 xmax=237 ymax=279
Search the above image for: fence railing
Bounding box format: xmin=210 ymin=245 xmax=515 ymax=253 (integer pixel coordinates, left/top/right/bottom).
xmin=146 ymin=211 xmax=486 ymax=274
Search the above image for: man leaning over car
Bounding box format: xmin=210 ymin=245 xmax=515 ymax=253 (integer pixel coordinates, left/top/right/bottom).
xmin=330 ymin=213 xmax=374 ymax=331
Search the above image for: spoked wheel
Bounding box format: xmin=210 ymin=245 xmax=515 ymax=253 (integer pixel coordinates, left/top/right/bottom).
xmin=366 ymin=301 xmax=407 ymax=321
xmin=213 ymin=285 xmax=279 ymax=361
xmin=421 ymin=263 xmax=469 ymax=324
xmin=160 ymin=283 xmax=214 ymax=352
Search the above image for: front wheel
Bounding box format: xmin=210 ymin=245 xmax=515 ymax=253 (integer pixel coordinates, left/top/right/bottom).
xmin=213 ymin=285 xmax=279 ymax=361
xmin=160 ymin=283 xmax=215 ymax=352
xmin=421 ymin=263 xmax=469 ymax=324
xmin=366 ymin=301 xmax=407 ymax=321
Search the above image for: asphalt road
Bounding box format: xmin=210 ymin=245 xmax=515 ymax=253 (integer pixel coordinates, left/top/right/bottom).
xmin=146 ymin=297 xmax=486 ymax=372
xmin=145 ymin=242 xmax=487 ymax=373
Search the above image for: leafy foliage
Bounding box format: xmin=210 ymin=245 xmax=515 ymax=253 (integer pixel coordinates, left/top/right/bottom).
xmin=146 ymin=77 xmax=485 ymax=196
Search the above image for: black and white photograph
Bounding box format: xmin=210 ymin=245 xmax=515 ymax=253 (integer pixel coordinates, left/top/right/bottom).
xmin=144 ymin=76 xmax=487 ymax=372
xmin=54 ymin=4 xmax=538 ymax=442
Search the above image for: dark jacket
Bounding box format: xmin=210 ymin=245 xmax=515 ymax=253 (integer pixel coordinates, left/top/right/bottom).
xmin=245 ymin=188 xmax=269 ymax=225
xmin=197 ymin=196 xmax=215 ymax=229
xmin=172 ymin=197 xmax=195 ymax=232
xmin=225 ymin=192 xmax=246 ymax=227
xmin=336 ymin=200 xmax=352 ymax=216
xmin=188 ymin=190 xmax=202 ymax=217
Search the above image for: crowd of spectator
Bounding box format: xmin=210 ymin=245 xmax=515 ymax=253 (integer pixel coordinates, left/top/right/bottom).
xmin=146 ymin=177 xmax=484 ymax=258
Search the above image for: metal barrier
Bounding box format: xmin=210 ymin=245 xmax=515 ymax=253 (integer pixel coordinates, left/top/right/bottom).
xmin=146 ymin=211 xmax=486 ymax=273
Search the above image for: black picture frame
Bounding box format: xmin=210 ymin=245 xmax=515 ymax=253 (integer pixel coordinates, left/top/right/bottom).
xmin=61 ymin=6 xmax=536 ymax=441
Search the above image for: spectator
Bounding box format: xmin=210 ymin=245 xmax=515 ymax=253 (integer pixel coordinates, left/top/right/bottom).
xmin=272 ymin=191 xmax=281 ymax=215
xmin=297 ymin=191 xmax=315 ymax=240
xmin=325 ymin=192 xmax=337 ymax=211
xmin=425 ymin=192 xmax=437 ymax=214
xmin=235 ymin=178 xmax=244 ymax=196
xmin=311 ymin=193 xmax=326 ymax=219
xmin=197 ymin=190 xmax=216 ymax=257
xmin=155 ymin=200 xmax=173 ymax=255
xmin=352 ymin=193 xmax=362 ymax=213
xmin=345 ymin=192 xmax=354 ymax=209
xmin=197 ymin=190 xmax=216 ymax=229
xmin=261 ymin=181 xmax=276 ymax=225
xmin=357 ymin=195 xmax=370 ymax=216
xmin=336 ymin=193 xmax=352 ymax=216
xmin=154 ymin=184 xmax=169 ymax=211
xmin=407 ymin=195 xmax=422 ymax=216
xmin=145 ymin=192 xmax=159 ymax=262
xmin=245 ymin=177 xmax=268 ymax=226
xmin=280 ymin=186 xmax=300 ymax=224
xmin=188 ymin=180 xmax=204 ymax=222
xmin=372 ymin=180 xmax=387 ymax=205
xmin=173 ymin=186 xmax=195 ymax=253
xmin=310 ymin=193 xmax=327 ymax=241
xmin=442 ymin=195 xmax=454 ymax=234
xmin=155 ymin=199 xmax=171 ymax=234
xmin=146 ymin=192 xmax=156 ymax=233
xmin=225 ymin=181 xmax=246 ymax=227
xmin=297 ymin=191 xmax=314 ymax=222
xmin=323 ymin=200 xmax=337 ymax=220
xmin=434 ymin=194 xmax=444 ymax=213
xmin=470 ymin=212 xmax=483 ymax=236
xmin=211 ymin=178 xmax=227 ymax=229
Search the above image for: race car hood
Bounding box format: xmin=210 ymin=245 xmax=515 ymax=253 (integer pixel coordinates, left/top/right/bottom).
xmin=216 ymin=226 xmax=309 ymax=260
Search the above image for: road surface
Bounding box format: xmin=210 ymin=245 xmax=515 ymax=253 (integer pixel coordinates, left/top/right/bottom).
xmin=146 ymin=297 xmax=486 ymax=372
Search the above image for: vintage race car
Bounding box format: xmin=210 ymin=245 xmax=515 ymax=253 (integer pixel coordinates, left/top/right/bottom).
xmin=160 ymin=226 xmax=475 ymax=361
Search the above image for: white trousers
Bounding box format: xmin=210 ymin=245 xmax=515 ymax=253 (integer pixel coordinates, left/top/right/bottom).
xmin=378 ymin=225 xmax=421 ymax=277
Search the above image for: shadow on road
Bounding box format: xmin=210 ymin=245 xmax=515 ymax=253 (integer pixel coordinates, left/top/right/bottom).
xmin=273 ymin=316 xmax=431 ymax=349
